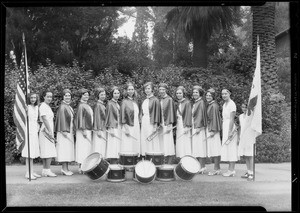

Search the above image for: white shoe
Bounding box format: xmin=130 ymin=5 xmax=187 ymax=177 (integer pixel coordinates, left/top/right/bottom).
xmin=222 ymin=170 xmax=236 ymax=177
xmin=25 ymin=173 xmax=37 ymax=180
xmin=42 ymin=169 xmax=57 ymax=177
xmin=33 ymin=173 xmax=42 ymax=178
xmin=198 ymin=167 xmax=207 ymax=174
xmin=208 ymin=170 xmax=221 ymax=176
xmin=61 ymin=169 xmax=73 ymax=176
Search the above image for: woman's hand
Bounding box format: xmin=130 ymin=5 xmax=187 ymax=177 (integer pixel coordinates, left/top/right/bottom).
xmin=196 ymin=128 xmax=201 ymax=135
xmin=82 ymin=130 xmax=87 ymax=138
xmin=124 ymin=124 xmax=130 ymax=136
xmin=165 ymin=125 xmax=172 ymax=134
xmin=62 ymin=131 xmax=68 ymax=137
xmin=97 ymin=130 xmax=102 ymax=138
xmin=184 ymin=127 xmax=190 ymax=134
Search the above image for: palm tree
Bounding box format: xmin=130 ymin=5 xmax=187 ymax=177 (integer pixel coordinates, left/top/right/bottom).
xmin=165 ymin=6 xmax=240 ymax=68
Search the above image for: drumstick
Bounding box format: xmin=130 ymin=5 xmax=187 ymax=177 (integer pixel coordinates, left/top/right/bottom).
xmin=122 ymin=130 xmax=138 ymax=141
xmin=92 ymin=130 xmax=108 ymax=142
xmin=105 ymin=129 xmax=122 ymax=141
xmin=161 ymin=126 xmax=176 ymax=136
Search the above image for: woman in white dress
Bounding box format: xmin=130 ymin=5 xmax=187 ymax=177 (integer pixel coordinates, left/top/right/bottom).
xmin=238 ymin=101 xmax=255 ymax=181
xmin=191 ymin=85 xmax=208 ymax=174
xmin=93 ymin=87 xmax=107 ymax=158
xmin=158 ymin=83 xmax=176 ymax=164
xmin=39 ymin=90 xmax=57 ymax=177
xmin=54 ymin=89 xmax=75 ymax=176
xmin=74 ymin=88 xmax=93 ymax=174
xmin=205 ymin=88 xmax=222 ymax=176
xmin=21 ymin=92 xmax=41 ymax=180
xmin=105 ymin=86 xmax=122 ymax=164
xmin=140 ymin=82 xmax=161 ymax=157
xmin=220 ymin=88 xmax=239 ymax=177
xmin=120 ymin=83 xmax=141 ymax=155
xmin=175 ymin=86 xmax=192 ymax=159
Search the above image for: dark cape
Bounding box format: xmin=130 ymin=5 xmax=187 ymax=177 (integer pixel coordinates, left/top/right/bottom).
xmin=105 ymin=100 xmax=120 ymax=128
xmin=93 ymin=101 xmax=106 ymax=131
xmin=192 ymin=98 xmax=208 ymax=129
xmin=74 ymin=102 xmax=93 ymax=130
xmin=120 ymin=98 xmax=140 ymax=126
xmin=207 ymin=101 xmax=222 ymax=132
xmin=55 ymin=102 xmax=73 ymax=132
xmin=148 ymin=96 xmax=161 ymax=125
xmin=177 ymin=98 xmax=192 ymax=128
xmin=160 ymin=95 xmax=176 ymax=126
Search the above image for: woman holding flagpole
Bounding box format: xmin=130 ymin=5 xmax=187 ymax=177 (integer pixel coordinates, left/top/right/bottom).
xmin=191 ymin=85 xmax=208 ymax=174
xmin=238 ymin=101 xmax=255 ymax=181
xmin=105 ymin=86 xmax=122 ymax=164
xmin=140 ymin=82 xmax=161 ymax=157
xmin=22 ymin=92 xmax=41 ymax=180
xmin=74 ymin=88 xmax=93 ymax=174
xmin=54 ymin=89 xmax=75 ymax=176
xmin=220 ymin=88 xmax=239 ymax=177
xmin=93 ymin=87 xmax=107 ymax=158
xmin=120 ymin=83 xmax=141 ymax=155
xmin=39 ymin=90 xmax=57 ymax=177
xmin=205 ymin=88 xmax=222 ymax=176
xmin=175 ymin=86 xmax=192 ymax=159
xmin=158 ymin=83 xmax=176 ymax=164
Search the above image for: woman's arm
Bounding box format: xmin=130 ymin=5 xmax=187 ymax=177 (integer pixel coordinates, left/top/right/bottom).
xmin=228 ymin=111 xmax=236 ymax=137
xmin=41 ymin=115 xmax=53 ymax=137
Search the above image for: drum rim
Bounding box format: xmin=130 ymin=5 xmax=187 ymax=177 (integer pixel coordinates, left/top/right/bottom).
xmin=145 ymin=152 xmax=164 ymax=155
xmin=173 ymin=168 xmax=194 ymax=181
xmin=156 ymin=177 xmax=175 ymax=181
xmin=109 ymin=164 xmax=125 ymax=170
xmin=119 ymin=152 xmax=139 ymax=156
xmin=81 ymin=152 xmax=103 ymax=172
xmin=179 ymin=155 xmax=200 ymax=174
xmin=135 ymin=173 xmax=156 ymax=184
xmin=157 ymin=165 xmax=174 ymax=170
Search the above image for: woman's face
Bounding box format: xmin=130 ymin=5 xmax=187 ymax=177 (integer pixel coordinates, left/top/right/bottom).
xmin=193 ymin=89 xmax=200 ymax=100
xmin=241 ymin=104 xmax=247 ymax=113
xmin=63 ymin=92 xmax=71 ymax=103
xmin=159 ymin=87 xmax=166 ymax=97
xmin=44 ymin=92 xmax=52 ymax=104
xmin=221 ymin=90 xmax=230 ymax=101
xmin=127 ymin=85 xmax=135 ymax=98
xmin=99 ymin=91 xmax=106 ymax=101
xmin=113 ymin=89 xmax=120 ymax=100
xmin=81 ymin=92 xmax=89 ymax=102
xmin=176 ymin=89 xmax=184 ymax=100
xmin=30 ymin=94 xmax=37 ymax=105
xmin=145 ymin=85 xmax=152 ymax=96
xmin=205 ymin=92 xmax=213 ymax=103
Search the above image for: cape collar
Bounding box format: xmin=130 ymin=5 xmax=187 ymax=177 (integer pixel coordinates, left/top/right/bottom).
xmin=194 ymin=97 xmax=201 ymax=103
xmin=208 ymin=100 xmax=215 ymax=105
xmin=63 ymin=100 xmax=70 ymax=105
xmin=147 ymin=94 xmax=154 ymax=99
xmin=178 ymin=98 xmax=185 ymax=103
xmin=111 ymin=99 xmax=118 ymax=103
xmin=98 ymin=100 xmax=104 ymax=104
xmin=80 ymin=100 xmax=87 ymax=104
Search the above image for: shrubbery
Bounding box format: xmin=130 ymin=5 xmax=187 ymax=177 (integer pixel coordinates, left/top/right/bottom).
xmin=5 ymin=58 xmax=291 ymax=164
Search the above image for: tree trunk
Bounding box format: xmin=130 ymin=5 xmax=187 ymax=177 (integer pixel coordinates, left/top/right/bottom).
xmin=192 ymin=27 xmax=208 ymax=68
xmin=252 ymin=2 xmax=279 ymax=93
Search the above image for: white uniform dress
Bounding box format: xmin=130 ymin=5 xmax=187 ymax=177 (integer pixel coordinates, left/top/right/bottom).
xmin=220 ymin=99 xmax=239 ymax=161
xmin=121 ymin=100 xmax=141 ymax=155
xmin=75 ymin=104 xmax=93 ymax=164
xmin=175 ymin=103 xmax=192 ymax=158
xmin=159 ymin=101 xmax=175 ymax=156
xmin=140 ymin=98 xmax=160 ymax=155
xmin=191 ymin=101 xmax=207 ymax=158
xmin=206 ymin=128 xmax=221 ymax=157
xmin=93 ymin=130 xmax=107 ymax=158
xmin=39 ymin=102 xmax=57 ymax=158
xmin=106 ymin=103 xmax=122 ymax=159
xmin=21 ymin=105 xmax=40 ymax=158
xmin=238 ymin=113 xmax=255 ymax=157
xmin=56 ymin=104 xmax=75 ymax=162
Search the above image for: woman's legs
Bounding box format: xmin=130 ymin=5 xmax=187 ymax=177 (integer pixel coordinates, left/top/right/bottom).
xmin=213 ymin=156 xmax=221 ymax=170
xmin=228 ymin=161 xmax=236 ymax=171
xmin=62 ymin=162 xmax=68 ymax=171
xmin=199 ymin=157 xmax=206 ymax=169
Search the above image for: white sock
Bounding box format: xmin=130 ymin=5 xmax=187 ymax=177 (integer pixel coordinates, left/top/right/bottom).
xmin=248 ymin=171 xmax=253 ymax=175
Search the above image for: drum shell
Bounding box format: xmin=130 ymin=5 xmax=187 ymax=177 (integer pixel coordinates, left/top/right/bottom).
xmin=145 ymin=152 xmax=164 ymax=166
xmin=174 ymin=162 xmax=196 ymax=181
xmin=84 ymin=158 xmax=110 ymax=181
xmin=119 ymin=153 xmax=138 ymax=167
xmin=156 ymin=166 xmax=175 ymax=181
xmin=107 ymin=166 xmax=126 ymax=182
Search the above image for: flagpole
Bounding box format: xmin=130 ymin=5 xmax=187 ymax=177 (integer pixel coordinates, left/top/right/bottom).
xmin=23 ymin=33 xmax=31 ymax=181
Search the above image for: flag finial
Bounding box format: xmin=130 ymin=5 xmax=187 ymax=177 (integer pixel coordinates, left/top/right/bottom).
xmin=257 ymin=35 xmax=259 ymax=46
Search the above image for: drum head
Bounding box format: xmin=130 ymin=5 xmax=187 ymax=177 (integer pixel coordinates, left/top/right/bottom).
xmin=119 ymin=151 xmax=139 ymax=156
xmin=180 ymin=155 xmax=200 ymax=174
xmin=81 ymin=152 xmax=101 ymax=172
xmin=109 ymin=164 xmax=123 ymax=170
xmin=145 ymin=152 xmax=164 ymax=156
xmin=135 ymin=161 xmax=156 ymax=178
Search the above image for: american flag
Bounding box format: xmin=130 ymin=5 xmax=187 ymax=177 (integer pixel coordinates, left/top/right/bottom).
xmin=13 ymin=33 xmax=30 ymax=152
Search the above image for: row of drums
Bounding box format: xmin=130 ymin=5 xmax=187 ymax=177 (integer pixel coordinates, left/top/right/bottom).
xmin=81 ymin=152 xmax=201 ymax=184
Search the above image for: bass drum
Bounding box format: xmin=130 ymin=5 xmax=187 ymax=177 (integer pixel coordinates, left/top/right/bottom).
xmin=174 ymin=155 xmax=200 ymax=181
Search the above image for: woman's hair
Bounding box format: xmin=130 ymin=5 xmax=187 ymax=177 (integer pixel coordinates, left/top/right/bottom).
xmin=222 ymin=88 xmax=232 ymax=96
xmin=110 ymin=86 xmax=120 ymax=97
xmin=123 ymin=82 xmax=137 ymax=99
xmin=61 ymin=89 xmax=72 ymax=99
xmin=40 ymin=90 xmax=53 ymax=102
xmin=192 ymin=85 xmax=204 ymax=96
xmin=143 ymin=82 xmax=154 ymax=91
xmin=206 ymin=88 xmax=216 ymax=100
xmin=27 ymin=92 xmax=40 ymax=106
xmin=95 ymin=87 xmax=106 ymax=100
xmin=78 ymin=88 xmax=89 ymax=98
xmin=176 ymin=86 xmax=186 ymax=97
xmin=159 ymin=82 xmax=168 ymax=90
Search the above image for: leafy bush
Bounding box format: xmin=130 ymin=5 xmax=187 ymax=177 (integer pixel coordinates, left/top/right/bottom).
xmin=276 ymin=57 xmax=291 ymax=103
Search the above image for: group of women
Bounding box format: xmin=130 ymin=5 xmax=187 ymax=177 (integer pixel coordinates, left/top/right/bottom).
xmin=21 ymin=82 xmax=254 ymax=181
